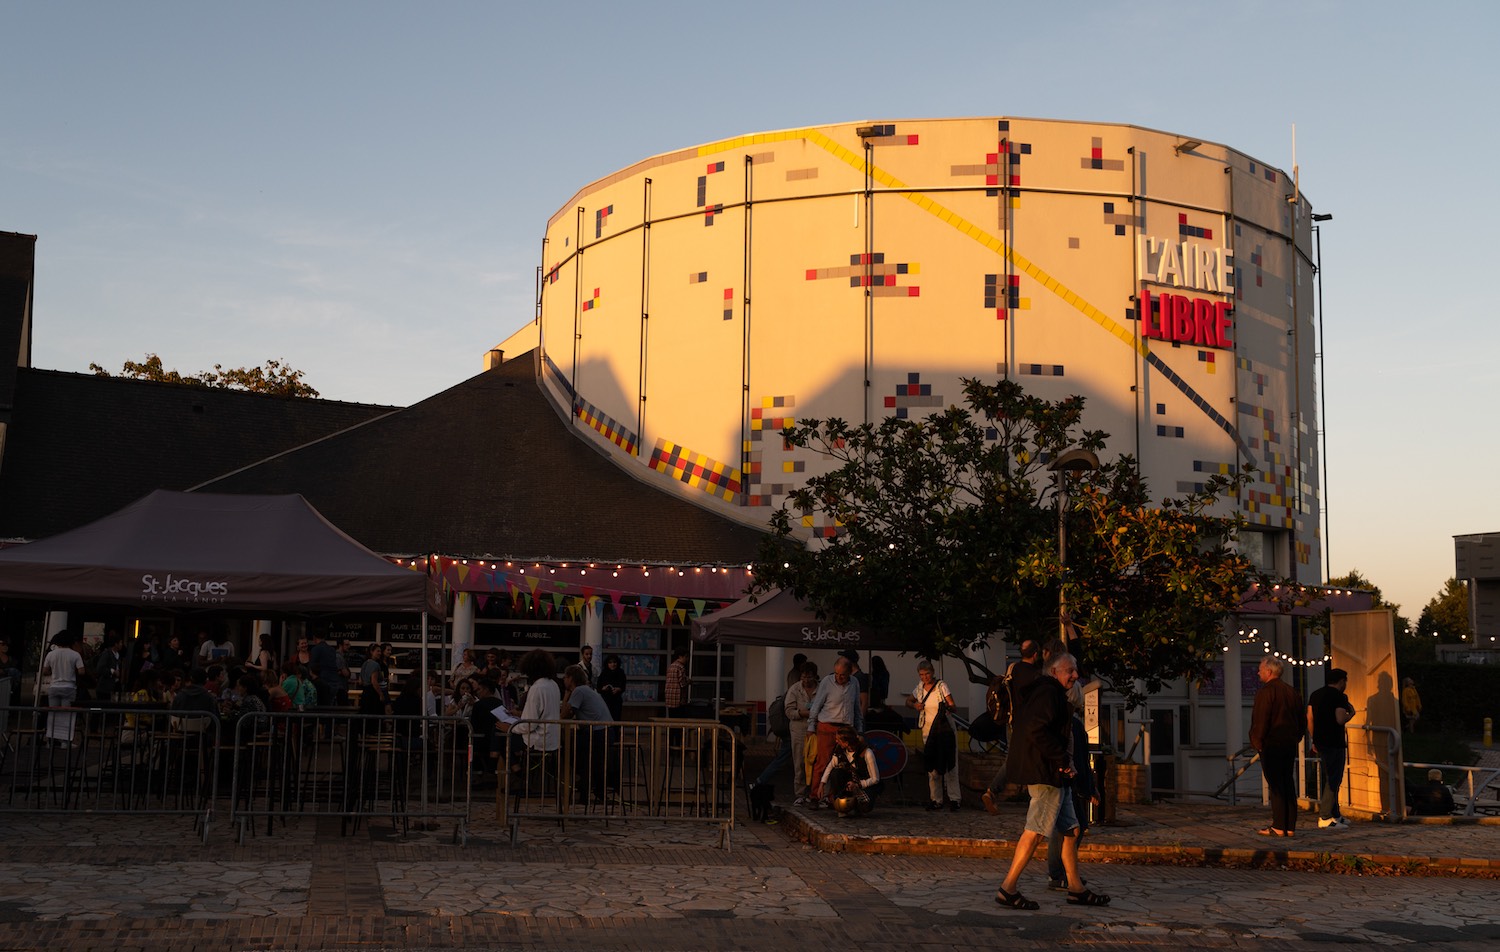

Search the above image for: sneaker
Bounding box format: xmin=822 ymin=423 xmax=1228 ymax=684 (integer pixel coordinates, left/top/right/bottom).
xmin=981 ymin=789 xmax=1000 ymax=815
xmin=1047 ymin=878 xmax=1068 ymax=891
xmin=949 ymin=800 xmax=961 ymax=812
xmin=793 ymin=796 xmax=809 ymax=806
xmin=1317 ymin=816 xmax=1346 ymax=829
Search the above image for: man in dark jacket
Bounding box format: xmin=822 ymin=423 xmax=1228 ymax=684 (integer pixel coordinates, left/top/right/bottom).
xmin=1250 ymin=656 xmax=1305 ymax=836
xmin=994 ymin=652 xmax=1110 ymax=910
xmin=170 ymin=668 xmax=220 ymax=736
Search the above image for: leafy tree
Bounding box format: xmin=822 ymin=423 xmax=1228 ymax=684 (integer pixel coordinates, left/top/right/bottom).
xmin=1031 ymin=464 xmax=1263 ymax=707
xmin=751 ymin=377 xmax=1277 ymax=710
xmin=1417 ymin=577 xmax=1471 ymax=644
xmin=88 ymin=354 xmax=320 ymax=398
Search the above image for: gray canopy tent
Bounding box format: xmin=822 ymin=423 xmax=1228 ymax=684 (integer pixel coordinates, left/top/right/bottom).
xmin=0 ymin=489 xmax=446 ymax=696
xmin=691 ymin=587 xmax=903 ymax=651
xmin=0 ymin=489 xmax=443 ymax=615
xmin=691 ymin=588 xmax=907 ymax=714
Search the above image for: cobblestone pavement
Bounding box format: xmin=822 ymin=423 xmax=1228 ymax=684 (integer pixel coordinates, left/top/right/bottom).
xmin=1 ymin=793 xmax=1498 ymax=952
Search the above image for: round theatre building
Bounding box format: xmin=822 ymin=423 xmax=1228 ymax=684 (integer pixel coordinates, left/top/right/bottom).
xmin=535 ymin=116 xmax=1323 ymax=580
xmin=527 ymin=117 xmax=1329 ymax=793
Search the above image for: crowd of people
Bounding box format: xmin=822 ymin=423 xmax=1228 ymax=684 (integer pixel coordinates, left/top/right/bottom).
xmin=743 ymin=638 xmax=1111 ymax=909
xmin=28 ymin=627 xmax=635 ymax=810
xmin=21 ymin=623 xmax=1463 ymax=882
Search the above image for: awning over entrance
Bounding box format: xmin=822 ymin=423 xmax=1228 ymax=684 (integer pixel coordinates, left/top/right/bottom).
xmin=691 ymin=588 xmax=908 ymax=651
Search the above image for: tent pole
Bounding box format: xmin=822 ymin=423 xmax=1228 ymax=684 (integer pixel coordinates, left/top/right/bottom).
xmin=420 ymin=610 xmax=430 ymax=813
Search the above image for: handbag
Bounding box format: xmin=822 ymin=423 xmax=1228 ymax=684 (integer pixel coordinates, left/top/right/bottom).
xmin=921 ymin=684 xmax=953 ymax=735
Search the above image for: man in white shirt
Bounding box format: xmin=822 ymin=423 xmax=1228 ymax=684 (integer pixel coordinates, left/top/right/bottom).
xmin=42 ymin=630 xmax=86 ymax=745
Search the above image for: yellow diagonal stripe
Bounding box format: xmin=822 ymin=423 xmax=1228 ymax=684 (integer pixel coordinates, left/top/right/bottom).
xmin=698 ymin=129 xmax=1147 ymax=358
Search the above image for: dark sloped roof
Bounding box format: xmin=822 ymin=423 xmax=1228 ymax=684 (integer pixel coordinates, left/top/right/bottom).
xmin=0 ymin=232 xmax=37 ymax=418
xmin=197 ymin=351 xmax=770 ymax=564
xmin=0 ymin=369 xmax=397 ymax=540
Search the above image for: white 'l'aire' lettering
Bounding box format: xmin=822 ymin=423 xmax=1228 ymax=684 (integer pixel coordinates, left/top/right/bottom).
xmin=1139 ymin=236 xmax=1234 ymax=293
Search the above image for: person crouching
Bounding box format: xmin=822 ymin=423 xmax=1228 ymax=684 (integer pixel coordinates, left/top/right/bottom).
xmin=820 ymin=727 xmax=882 ymax=818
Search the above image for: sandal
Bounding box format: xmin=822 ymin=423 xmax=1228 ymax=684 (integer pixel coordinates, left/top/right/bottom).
xmin=995 ymin=887 xmax=1039 ymax=910
xmin=1256 ymin=827 xmax=1292 ymax=837
xmin=1067 ymin=888 xmax=1111 ymax=906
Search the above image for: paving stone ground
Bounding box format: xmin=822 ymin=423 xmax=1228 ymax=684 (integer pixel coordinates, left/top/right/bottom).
xmin=1 ymin=781 xmax=1498 ymax=952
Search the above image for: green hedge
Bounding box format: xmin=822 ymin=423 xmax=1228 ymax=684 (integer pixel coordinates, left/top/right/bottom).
xmin=1399 ymin=661 xmax=1500 ymax=737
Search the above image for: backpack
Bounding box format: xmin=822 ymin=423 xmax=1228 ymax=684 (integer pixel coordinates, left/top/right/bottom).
xmin=767 ymin=694 xmax=791 ymax=738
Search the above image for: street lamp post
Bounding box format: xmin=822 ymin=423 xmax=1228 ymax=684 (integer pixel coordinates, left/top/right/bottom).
xmin=1048 ymin=448 xmax=1101 ymax=645
xmin=1311 ymin=212 xmax=1332 ymax=581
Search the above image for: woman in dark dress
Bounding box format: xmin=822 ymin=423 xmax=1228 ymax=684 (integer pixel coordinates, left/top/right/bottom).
xmin=597 ymin=654 xmax=628 ymax=721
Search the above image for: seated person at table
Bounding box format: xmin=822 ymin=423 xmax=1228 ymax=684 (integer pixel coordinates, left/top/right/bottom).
xmin=819 ymin=726 xmax=883 ymax=817
xmin=171 ymin=668 xmax=219 ymax=732
xmin=469 ymin=678 xmax=504 ymax=785
xmin=228 ymin=673 xmax=271 ymax=734
xmin=507 ymin=649 xmax=561 ymax=760
xmin=121 ymin=669 xmax=168 ymax=744
xmin=562 ymin=664 xmax=614 ymax=800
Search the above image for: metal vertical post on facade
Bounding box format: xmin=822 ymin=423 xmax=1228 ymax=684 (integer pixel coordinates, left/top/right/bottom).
xmin=571 ymin=206 xmax=585 ymax=423
xmin=1128 ymin=145 xmax=1142 ymax=462
xmin=1225 ymin=163 xmax=1245 ymax=513
xmin=1001 ymin=127 xmax=1014 ymax=382
xmin=859 ymin=128 xmax=875 ymax=426
xmin=638 ymin=178 xmax=652 ymax=455
xmin=741 ymin=154 xmax=754 ymax=487
xmin=534 ymin=236 xmax=547 ymax=381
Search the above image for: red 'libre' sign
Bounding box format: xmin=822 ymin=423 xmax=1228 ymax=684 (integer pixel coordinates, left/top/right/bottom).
xmin=1141 ymin=288 xmax=1234 ymax=349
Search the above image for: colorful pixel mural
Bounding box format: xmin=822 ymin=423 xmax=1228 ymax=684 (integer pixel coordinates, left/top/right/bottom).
xmin=535 ymin=117 xmax=1323 ymax=575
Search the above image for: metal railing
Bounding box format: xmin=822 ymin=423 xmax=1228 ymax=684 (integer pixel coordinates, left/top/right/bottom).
xmin=1405 ymin=761 xmax=1500 ymax=817
xmin=1350 ymin=724 xmax=1403 ymax=819
xmin=499 ymin=718 xmax=739 ymax=849
xmin=1 ymin=704 xmax=471 ymax=843
xmin=226 ymin=710 xmax=471 ymax=844
xmin=1 ymin=703 xmax=220 ymax=839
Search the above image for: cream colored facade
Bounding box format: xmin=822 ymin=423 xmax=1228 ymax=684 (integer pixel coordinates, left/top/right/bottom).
xmin=527 ymin=117 xmax=1322 ymax=582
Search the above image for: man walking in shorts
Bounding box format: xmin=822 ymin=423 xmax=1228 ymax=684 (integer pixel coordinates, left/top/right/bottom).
xmin=994 ymin=652 xmax=1110 ymax=910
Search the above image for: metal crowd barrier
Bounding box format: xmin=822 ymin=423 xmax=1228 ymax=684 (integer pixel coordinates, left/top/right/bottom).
xmin=227 ymin=710 xmax=471 ymax=844
xmin=498 ymin=718 xmax=740 ymax=849
xmin=0 ymin=703 xmax=220 ymax=840
xmin=0 ymin=704 xmax=472 ymax=844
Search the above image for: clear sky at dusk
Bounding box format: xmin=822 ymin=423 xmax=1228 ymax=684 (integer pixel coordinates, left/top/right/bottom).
xmin=3 ymin=1 xmax=1494 ymax=619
